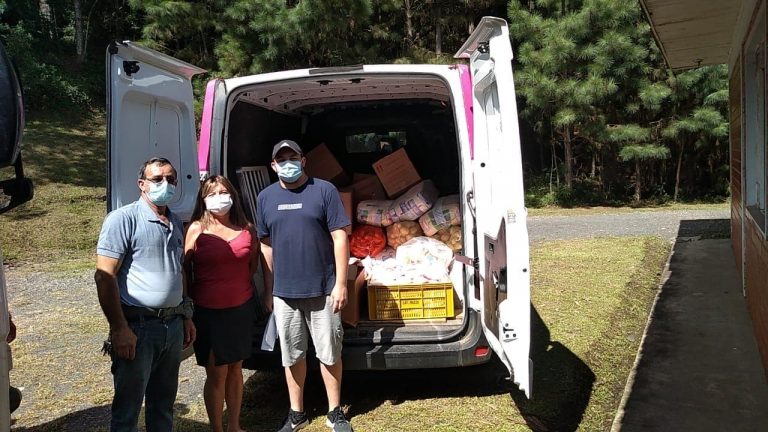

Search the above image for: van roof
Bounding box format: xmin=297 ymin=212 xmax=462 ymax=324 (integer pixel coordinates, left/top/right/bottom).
xmin=223 ymin=64 xmax=462 ymax=115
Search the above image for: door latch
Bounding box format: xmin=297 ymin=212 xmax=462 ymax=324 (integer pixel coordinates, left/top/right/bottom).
xmin=501 ymin=321 xmax=517 ymax=342
xmin=493 ymin=267 xmax=507 ymax=293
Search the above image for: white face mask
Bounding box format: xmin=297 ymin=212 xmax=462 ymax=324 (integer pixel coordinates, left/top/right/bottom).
xmin=204 ymin=192 xmax=233 ymax=215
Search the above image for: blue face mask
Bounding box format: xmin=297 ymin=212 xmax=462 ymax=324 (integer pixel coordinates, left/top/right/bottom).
xmin=276 ymin=160 xmax=303 ymax=183
xmin=146 ymin=180 xmax=176 ymax=206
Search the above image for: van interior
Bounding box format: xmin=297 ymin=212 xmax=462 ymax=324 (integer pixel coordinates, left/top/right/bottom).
xmin=222 ymin=72 xmax=470 ymax=345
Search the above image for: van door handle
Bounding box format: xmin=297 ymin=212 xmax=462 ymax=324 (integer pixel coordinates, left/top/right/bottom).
xmin=466 ymin=189 xmax=476 ymax=219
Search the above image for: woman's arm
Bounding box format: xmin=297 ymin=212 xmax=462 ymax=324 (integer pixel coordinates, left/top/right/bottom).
xmin=182 ymin=221 xmax=203 ymax=296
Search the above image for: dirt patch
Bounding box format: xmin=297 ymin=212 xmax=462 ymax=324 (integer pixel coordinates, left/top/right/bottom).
xmin=5 ymin=268 xmax=220 ymax=431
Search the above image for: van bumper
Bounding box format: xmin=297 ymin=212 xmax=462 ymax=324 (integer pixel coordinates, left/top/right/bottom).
xmin=244 ymin=310 xmax=492 ymax=371
xmin=343 ymin=309 xmax=491 ymax=370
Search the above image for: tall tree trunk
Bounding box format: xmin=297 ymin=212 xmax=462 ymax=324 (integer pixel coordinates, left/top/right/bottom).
xmin=404 ymin=0 xmax=414 ymax=47
xmin=550 ymin=138 xmax=559 ymax=192
xmin=674 ymin=141 xmax=684 ymax=202
xmin=81 ymin=0 xmax=100 ymax=65
xmin=435 ymin=4 xmax=442 ymax=55
xmin=563 ymin=127 xmax=573 ymax=189
xmin=634 ymin=159 xmax=642 ymax=203
xmin=75 ymin=0 xmax=85 ymax=64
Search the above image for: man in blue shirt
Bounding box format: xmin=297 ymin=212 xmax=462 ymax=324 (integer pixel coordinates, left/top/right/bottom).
xmin=95 ymin=157 xmax=196 ymax=432
xmin=257 ymin=140 xmax=353 ymax=432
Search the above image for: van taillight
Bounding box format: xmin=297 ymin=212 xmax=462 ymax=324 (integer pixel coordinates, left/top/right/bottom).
xmin=474 ymin=346 xmax=490 ymax=357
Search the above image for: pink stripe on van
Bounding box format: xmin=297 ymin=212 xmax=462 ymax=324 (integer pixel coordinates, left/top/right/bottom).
xmin=198 ymin=79 xmax=216 ymax=174
xmin=458 ymin=64 xmax=474 ymax=160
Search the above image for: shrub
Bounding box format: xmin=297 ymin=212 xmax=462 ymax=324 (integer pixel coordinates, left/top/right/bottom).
xmin=1 ymin=24 xmax=91 ymax=112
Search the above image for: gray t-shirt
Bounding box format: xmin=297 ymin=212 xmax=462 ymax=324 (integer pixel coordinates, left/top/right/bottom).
xmin=96 ymin=198 xmax=184 ymax=308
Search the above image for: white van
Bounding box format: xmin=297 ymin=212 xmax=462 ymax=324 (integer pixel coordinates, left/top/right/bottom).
xmin=107 ymin=17 xmax=532 ymax=397
xmin=1 ymin=39 xmax=34 ymax=428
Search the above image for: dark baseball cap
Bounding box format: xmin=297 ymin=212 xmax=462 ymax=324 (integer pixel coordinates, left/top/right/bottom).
xmin=271 ymin=139 xmax=303 ymax=159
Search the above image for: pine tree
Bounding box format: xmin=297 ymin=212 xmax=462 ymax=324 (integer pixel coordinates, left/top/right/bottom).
xmin=661 ymin=65 xmax=728 ymax=201
xmin=508 ymin=0 xmax=645 ymax=190
xmin=128 ymin=0 xmax=224 ymax=69
xmin=217 ymin=0 xmax=374 ymax=75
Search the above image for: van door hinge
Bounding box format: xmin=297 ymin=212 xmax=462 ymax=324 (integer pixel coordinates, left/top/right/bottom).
xmin=454 ymin=254 xmax=479 ymax=269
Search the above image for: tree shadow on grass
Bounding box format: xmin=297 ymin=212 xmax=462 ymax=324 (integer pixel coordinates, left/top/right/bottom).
xmin=10 ymin=404 xmax=210 ymax=432
xmin=21 ymin=115 xmax=106 ymax=188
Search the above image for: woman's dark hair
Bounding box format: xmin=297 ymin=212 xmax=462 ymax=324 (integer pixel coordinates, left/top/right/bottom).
xmin=190 ymin=175 xmax=250 ymax=229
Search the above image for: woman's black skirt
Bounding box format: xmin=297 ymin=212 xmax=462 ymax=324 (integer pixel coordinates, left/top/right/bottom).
xmin=192 ymin=297 xmax=256 ymax=366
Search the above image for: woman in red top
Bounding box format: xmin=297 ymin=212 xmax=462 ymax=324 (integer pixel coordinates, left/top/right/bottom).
xmin=184 ymin=176 xmax=260 ymax=432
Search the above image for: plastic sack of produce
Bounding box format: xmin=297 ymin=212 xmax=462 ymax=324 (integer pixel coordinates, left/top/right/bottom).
xmin=431 ymin=225 xmax=463 ymax=252
xmin=366 ymin=261 xmax=450 ymax=285
xmin=390 ymin=180 xmax=439 ymax=222
xmin=349 ymin=224 xmax=387 ymax=258
xmin=356 ymin=200 xmax=396 ymax=227
xmin=395 ymin=236 xmax=454 ymax=270
xmin=386 ymin=221 xmax=424 ymax=249
xmin=418 ymin=194 xmax=461 ymax=236
xmin=373 ymin=247 xmax=396 ymax=261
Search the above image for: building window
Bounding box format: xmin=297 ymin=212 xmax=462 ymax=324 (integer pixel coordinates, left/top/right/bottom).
xmin=744 ymin=8 xmax=767 ymax=233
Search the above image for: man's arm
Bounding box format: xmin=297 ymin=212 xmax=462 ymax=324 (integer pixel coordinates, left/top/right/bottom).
xmin=247 ymin=224 xmax=261 ymax=277
xmin=95 ymin=255 xmax=136 ymax=359
xmin=260 ymin=237 xmax=274 ymax=312
xmin=329 ymin=229 xmax=349 ymax=313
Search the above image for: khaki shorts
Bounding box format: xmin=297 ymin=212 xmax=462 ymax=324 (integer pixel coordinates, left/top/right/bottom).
xmin=273 ymin=295 xmax=343 ymax=367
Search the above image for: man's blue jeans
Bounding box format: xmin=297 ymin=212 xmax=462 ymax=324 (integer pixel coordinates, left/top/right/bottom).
xmin=110 ymin=315 xmax=183 ymax=432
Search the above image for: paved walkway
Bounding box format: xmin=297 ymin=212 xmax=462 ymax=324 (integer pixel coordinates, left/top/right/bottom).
xmin=611 ymin=238 xmax=768 ymax=431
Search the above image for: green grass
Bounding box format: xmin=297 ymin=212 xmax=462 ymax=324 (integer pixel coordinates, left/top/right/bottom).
xmin=4 ymin=113 xmax=672 ymax=430
xmin=527 ymin=201 xmax=728 ymax=217
xmin=9 ymin=235 xmax=670 ymax=432
xmin=0 ymin=113 xmax=106 ymax=271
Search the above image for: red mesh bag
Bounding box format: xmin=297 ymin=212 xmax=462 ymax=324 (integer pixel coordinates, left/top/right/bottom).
xmin=349 ymin=224 xmax=387 ymax=258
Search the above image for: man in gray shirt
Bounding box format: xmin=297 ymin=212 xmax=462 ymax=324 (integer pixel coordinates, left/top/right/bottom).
xmin=95 ymin=157 xmax=195 ymax=432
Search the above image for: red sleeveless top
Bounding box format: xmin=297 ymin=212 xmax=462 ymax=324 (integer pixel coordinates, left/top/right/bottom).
xmin=190 ymin=229 xmax=254 ymax=309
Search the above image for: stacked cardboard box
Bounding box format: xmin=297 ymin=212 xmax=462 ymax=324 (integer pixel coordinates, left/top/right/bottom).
xmin=372 ymin=148 xmax=421 ymax=198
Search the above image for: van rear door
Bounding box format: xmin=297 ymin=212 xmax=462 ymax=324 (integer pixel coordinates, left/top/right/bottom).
xmin=456 ymin=17 xmax=532 ymax=397
xmin=106 ymin=41 xmax=205 ymax=220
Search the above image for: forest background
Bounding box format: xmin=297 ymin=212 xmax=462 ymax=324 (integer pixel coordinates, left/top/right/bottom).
xmin=0 ymin=0 xmax=731 ymax=206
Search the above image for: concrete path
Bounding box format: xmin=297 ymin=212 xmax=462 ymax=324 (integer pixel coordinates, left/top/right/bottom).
xmin=611 ymin=238 xmax=768 ymax=431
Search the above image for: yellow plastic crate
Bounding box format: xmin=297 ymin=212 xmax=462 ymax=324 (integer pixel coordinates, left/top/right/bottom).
xmin=367 ymin=283 xmax=455 ymax=320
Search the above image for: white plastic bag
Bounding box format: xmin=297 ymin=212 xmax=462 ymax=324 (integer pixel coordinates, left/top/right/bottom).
xmin=395 ymin=236 xmax=454 ymax=270
xmin=260 ymin=312 xmax=278 ymax=352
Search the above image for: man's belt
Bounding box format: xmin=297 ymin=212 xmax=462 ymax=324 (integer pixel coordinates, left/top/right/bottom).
xmin=122 ymin=298 xmax=193 ymax=321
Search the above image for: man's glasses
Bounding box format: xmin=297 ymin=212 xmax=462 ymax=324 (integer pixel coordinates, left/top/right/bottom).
xmin=145 ymin=175 xmax=177 ymax=185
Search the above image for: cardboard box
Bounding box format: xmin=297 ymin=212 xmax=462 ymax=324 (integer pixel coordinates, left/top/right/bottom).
xmin=305 ymin=143 xmax=349 ymax=186
xmin=342 ymin=264 xmax=367 ymax=327
xmin=349 ymin=173 xmax=387 ymax=202
xmin=372 ymin=148 xmax=421 ymax=198
xmin=338 ymin=190 xmax=353 ymax=235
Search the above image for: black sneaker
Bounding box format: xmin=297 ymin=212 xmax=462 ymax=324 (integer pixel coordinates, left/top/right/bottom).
xmin=277 ymin=409 xmax=308 ymax=432
xmin=326 ymin=406 xmax=353 ymax=432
